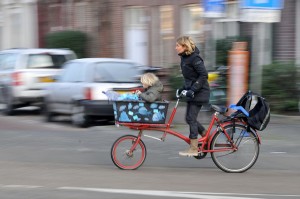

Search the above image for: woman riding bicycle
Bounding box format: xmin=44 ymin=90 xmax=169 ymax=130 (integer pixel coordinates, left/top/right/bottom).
xmin=175 ymin=36 xmax=210 ymax=157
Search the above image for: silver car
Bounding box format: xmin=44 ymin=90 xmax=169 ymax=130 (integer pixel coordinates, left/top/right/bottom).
xmin=0 ymin=48 xmax=76 ymax=115
xmin=44 ymin=58 xmax=144 ymax=127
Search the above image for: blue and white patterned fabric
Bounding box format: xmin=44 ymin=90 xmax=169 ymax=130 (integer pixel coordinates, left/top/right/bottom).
xmin=113 ymin=101 xmax=168 ymax=124
xmin=103 ymin=91 xmax=139 ymax=101
xmin=117 ymin=93 xmax=139 ymax=101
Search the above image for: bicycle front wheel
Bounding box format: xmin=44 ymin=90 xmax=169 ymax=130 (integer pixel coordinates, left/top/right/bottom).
xmin=111 ymin=135 xmax=147 ymax=170
xmin=211 ymin=124 xmax=259 ymax=173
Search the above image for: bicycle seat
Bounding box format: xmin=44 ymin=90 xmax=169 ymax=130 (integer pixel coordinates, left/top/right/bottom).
xmin=211 ymin=105 xmax=228 ymax=114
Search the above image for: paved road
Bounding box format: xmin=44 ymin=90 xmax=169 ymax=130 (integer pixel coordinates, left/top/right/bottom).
xmin=0 ymin=107 xmax=299 ymax=198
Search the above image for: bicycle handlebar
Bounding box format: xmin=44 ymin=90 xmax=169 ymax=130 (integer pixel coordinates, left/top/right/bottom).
xmin=176 ymin=89 xmax=188 ymax=99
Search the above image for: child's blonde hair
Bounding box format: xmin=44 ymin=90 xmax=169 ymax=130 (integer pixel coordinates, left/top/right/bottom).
xmin=141 ymin=73 xmax=159 ymax=86
xmin=176 ymin=36 xmax=196 ymax=55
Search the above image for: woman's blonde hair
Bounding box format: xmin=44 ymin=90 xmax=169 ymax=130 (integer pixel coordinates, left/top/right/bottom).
xmin=141 ymin=73 xmax=159 ymax=86
xmin=176 ymin=36 xmax=196 ymax=55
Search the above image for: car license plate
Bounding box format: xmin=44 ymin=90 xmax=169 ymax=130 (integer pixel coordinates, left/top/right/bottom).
xmin=39 ymin=76 xmax=55 ymax=83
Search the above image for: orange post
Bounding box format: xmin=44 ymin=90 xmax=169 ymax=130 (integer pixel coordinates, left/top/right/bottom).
xmin=227 ymin=42 xmax=249 ymax=114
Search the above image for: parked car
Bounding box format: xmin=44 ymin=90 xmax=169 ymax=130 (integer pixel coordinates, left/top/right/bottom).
xmin=43 ymin=58 xmax=144 ymax=127
xmin=0 ymin=48 xmax=77 ymax=115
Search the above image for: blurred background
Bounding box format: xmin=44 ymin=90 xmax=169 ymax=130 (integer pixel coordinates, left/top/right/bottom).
xmin=0 ymin=0 xmax=299 ymax=115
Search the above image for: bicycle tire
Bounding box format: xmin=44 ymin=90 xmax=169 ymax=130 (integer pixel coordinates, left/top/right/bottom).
xmin=111 ymin=135 xmax=147 ymax=170
xmin=211 ymin=124 xmax=259 ymax=173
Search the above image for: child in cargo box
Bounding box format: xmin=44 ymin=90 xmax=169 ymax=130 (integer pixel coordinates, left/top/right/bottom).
xmin=104 ymin=73 xmax=163 ymax=102
xmin=135 ymin=73 xmax=164 ymax=103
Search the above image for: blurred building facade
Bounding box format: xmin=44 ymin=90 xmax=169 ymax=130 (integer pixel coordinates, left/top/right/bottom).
xmin=0 ymin=0 xmax=38 ymax=50
xmin=36 ymin=0 xmax=210 ymax=69
xmin=1 ymin=0 xmax=300 ymax=69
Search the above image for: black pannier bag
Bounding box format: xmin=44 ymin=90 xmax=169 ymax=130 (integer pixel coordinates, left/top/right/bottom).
xmin=236 ymin=91 xmax=271 ymax=131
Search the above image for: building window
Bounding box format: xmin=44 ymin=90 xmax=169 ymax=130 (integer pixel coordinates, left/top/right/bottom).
xmin=226 ymin=1 xmax=239 ymax=19
xmin=158 ymin=5 xmax=174 ymax=68
xmin=49 ymin=5 xmax=62 ymax=31
xmin=181 ymin=4 xmax=205 ymax=59
xmin=160 ymin=5 xmax=173 ymax=35
xmin=181 ymin=5 xmax=204 ymax=35
xmin=180 ymin=4 xmax=210 ymax=67
xmin=124 ymin=7 xmax=148 ymax=65
xmin=75 ymin=3 xmax=87 ymax=31
xmin=124 ymin=7 xmax=147 ymax=28
xmin=11 ymin=13 xmax=21 ymax=47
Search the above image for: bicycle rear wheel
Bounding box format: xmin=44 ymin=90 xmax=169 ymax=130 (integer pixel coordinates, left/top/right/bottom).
xmin=211 ymin=124 xmax=259 ymax=173
xmin=111 ymin=135 xmax=146 ymax=170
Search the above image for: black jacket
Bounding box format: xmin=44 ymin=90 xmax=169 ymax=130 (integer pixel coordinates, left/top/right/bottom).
xmin=179 ymin=47 xmax=210 ymax=104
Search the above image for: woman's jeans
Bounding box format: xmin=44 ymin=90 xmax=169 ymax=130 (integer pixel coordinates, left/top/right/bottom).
xmin=185 ymin=102 xmax=205 ymax=139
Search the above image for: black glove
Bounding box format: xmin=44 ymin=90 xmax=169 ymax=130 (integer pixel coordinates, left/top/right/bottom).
xmin=177 ymin=87 xmax=184 ymax=94
xmin=186 ymin=90 xmax=195 ymax=98
xmin=176 ymin=87 xmax=185 ymax=98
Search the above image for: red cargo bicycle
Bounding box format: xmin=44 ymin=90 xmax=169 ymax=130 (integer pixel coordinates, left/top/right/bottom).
xmin=111 ymin=92 xmax=261 ymax=173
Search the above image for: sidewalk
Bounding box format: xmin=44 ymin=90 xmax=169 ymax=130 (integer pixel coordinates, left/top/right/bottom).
xmin=167 ymin=102 xmax=300 ymax=125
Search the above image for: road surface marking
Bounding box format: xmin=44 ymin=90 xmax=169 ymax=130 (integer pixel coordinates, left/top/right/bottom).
xmin=271 ymin=152 xmax=287 ymax=154
xmin=58 ymin=187 xmax=263 ymax=199
xmin=2 ymin=185 xmax=43 ymax=189
xmin=1 ymin=185 xmax=300 ymax=198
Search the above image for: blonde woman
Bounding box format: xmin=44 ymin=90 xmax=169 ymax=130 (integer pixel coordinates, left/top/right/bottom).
xmin=136 ymin=73 xmax=163 ymax=103
xmin=175 ymin=36 xmax=210 ymax=157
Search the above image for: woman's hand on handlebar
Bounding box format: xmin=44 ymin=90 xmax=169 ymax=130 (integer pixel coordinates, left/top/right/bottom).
xmin=176 ymin=89 xmax=192 ymax=98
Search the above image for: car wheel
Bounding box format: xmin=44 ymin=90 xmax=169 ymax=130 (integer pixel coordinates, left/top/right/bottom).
xmin=2 ymin=94 xmax=15 ymax=116
xmin=71 ymin=105 xmax=90 ymax=128
xmin=44 ymin=102 xmax=54 ymax=122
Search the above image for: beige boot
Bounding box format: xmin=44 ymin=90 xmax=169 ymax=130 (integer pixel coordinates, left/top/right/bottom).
xmin=179 ymin=139 xmax=198 ymax=157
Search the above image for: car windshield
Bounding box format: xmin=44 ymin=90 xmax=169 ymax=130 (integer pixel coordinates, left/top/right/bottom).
xmin=27 ymin=54 xmax=71 ymax=69
xmin=94 ymin=62 xmax=142 ymax=83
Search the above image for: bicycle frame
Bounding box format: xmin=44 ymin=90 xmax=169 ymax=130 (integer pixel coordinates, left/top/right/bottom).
xmin=112 ymin=91 xmax=263 ymax=172
xmin=116 ymin=98 xmax=260 ymax=154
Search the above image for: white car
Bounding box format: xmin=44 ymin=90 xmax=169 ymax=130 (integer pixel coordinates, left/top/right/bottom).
xmin=44 ymin=58 xmax=144 ymax=127
xmin=0 ymin=48 xmax=77 ymax=115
